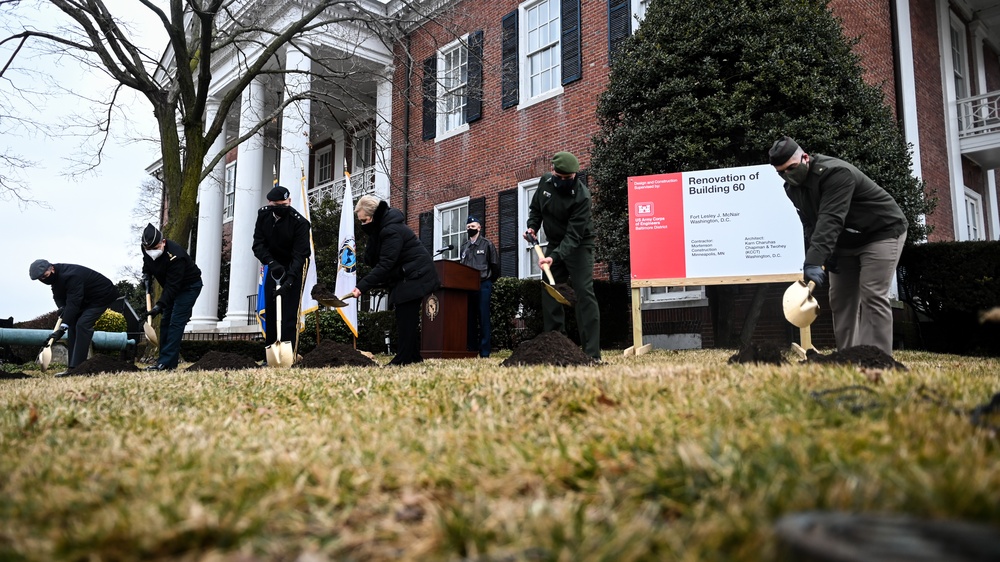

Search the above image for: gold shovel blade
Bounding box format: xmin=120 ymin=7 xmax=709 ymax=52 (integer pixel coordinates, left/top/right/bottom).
xmin=144 ymin=320 xmax=159 ymax=346
xmin=782 ymin=280 xmax=819 ymax=328
xmin=542 ymin=281 xmax=572 ymax=306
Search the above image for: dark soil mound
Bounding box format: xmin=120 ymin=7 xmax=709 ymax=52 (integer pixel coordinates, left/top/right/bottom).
xmin=186 ymin=350 xmax=259 ymax=371
xmin=0 ymin=371 xmax=32 ymax=379
xmin=805 ymin=345 xmax=908 ymax=370
xmin=311 ymin=283 xmax=347 ymax=307
xmin=728 ymin=342 xmax=788 ymax=365
xmin=67 ymin=355 xmax=139 ymax=376
xmin=501 ymin=331 xmax=596 ymax=367
xmin=298 ymin=339 xmax=377 ymax=368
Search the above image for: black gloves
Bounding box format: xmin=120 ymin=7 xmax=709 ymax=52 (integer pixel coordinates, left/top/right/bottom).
xmin=143 ymin=304 xmax=163 ymax=320
xmin=274 ymin=282 xmax=293 ymax=297
xmin=269 ymin=262 xmax=286 ymax=282
xmin=56 ymin=307 xmax=64 ymax=317
xmin=823 ymin=255 xmax=840 ymax=275
xmin=803 ymin=263 xmax=827 ymax=287
xmin=142 ymin=274 xmax=152 ymax=292
xmin=48 ymin=323 xmax=68 ymax=342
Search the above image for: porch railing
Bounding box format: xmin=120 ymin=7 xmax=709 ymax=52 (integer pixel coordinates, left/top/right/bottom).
xmin=309 ymin=165 xmax=377 ymax=208
xmin=957 ymin=90 xmax=1000 ymax=138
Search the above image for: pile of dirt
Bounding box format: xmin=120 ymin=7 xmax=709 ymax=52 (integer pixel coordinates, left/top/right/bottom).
xmin=728 ymin=342 xmax=788 ymax=365
xmin=0 ymin=371 xmax=32 ymax=380
xmin=298 ymin=340 xmax=377 ymax=368
xmin=186 ymin=350 xmax=259 ymax=371
xmin=311 ymin=283 xmax=345 ymax=307
xmin=501 ymin=331 xmax=596 ymax=367
xmin=805 ymin=345 xmax=908 ymax=370
xmin=65 ymin=355 xmax=139 ymax=376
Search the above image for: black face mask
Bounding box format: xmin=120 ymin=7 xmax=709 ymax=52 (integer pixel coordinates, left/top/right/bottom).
xmin=272 ymin=205 xmax=292 ymax=218
xmin=40 ymin=274 xmax=56 ymax=285
xmin=467 ymin=228 xmax=479 ymax=238
xmin=553 ymin=177 xmax=575 ymax=193
xmin=361 ymin=221 xmax=377 ymax=235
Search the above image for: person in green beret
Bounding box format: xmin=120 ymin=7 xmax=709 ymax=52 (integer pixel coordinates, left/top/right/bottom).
xmin=524 ymin=151 xmax=601 ymax=361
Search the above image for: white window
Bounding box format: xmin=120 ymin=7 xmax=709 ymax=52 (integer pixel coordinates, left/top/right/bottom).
xmin=519 ymin=0 xmax=563 ymax=108
xmin=434 ymin=198 xmax=469 ymax=261
xmin=353 ymin=129 xmax=374 ymax=172
xmin=950 ymin=16 xmax=970 ymax=129
xmin=631 ymin=0 xmax=649 ymax=32
xmin=965 ymin=188 xmax=985 ymax=241
xmin=518 ymin=178 xmax=549 ymax=279
xmin=437 ymin=36 xmax=469 ymax=139
xmin=222 ymin=162 xmax=237 ymax=222
xmin=315 ymin=145 xmax=333 ymax=187
xmin=641 ymin=286 xmax=707 ymax=309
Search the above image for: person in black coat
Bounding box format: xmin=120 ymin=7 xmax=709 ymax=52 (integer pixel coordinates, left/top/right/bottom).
xmin=252 ymin=185 xmax=312 ymax=357
xmin=29 ymin=259 xmax=120 ymax=375
xmin=351 ymin=195 xmax=440 ymax=366
xmin=140 ymin=223 xmax=204 ymax=371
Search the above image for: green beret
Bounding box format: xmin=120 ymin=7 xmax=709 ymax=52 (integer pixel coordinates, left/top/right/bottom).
xmin=552 ymin=151 xmax=580 ymax=174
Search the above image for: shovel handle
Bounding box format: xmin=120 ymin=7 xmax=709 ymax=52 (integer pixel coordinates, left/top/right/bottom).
xmin=532 ymin=244 xmax=557 ymax=286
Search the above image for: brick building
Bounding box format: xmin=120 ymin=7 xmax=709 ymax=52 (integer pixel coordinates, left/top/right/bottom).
xmin=180 ymin=0 xmax=1000 ymax=350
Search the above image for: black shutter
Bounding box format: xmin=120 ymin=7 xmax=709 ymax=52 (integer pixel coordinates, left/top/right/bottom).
xmin=501 ymin=10 xmax=519 ymax=109
xmin=419 ymin=210 xmax=434 ymax=256
xmin=608 ymin=0 xmax=630 ymax=63
xmin=422 ymin=57 xmax=437 ymax=140
xmin=468 ymin=197 xmax=486 ymax=235
xmin=497 ymin=189 xmax=519 ymax=278
xmin=561 ymin=0 xmax=582 ymax=85
xmin=466 ymin=30 xmax=484 ymax=123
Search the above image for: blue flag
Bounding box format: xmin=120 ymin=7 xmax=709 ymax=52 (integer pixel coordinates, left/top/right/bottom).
xmin=255 ymin=263 xmax=267 ymax=336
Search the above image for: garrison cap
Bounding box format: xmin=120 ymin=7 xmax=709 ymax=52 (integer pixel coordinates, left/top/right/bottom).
xmin=29 ymin=259 xmax=52 ymax=280
xmin=769 ymin=136 xmax=800 ymax=167
xmin=142 ymin=223 xmax=163 ymax=249
xmin=267 ymin=185 xmax=291 ymax=202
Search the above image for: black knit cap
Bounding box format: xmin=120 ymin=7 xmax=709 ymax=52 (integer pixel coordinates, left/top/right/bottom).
xmin=267 ymin=185 xmax=291 ymax=202
xmin=142 ymin=223 xmax=163 ymax=249
xmin=768 ymin=136 xmax=800 ymax=167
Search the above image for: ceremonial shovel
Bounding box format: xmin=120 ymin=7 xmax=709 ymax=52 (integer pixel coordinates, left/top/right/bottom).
xmin=525 ymin=232 xmax=573 ymax=306
xmin=144 ymin=283 xmax=159 ymax=346
xmin=37 ymin=316 xmax=63 ymax=371
xmin=265 ymin=278 xmax=296 ymax=368
xmin=782 ymin=280 xmax=819 ymax=355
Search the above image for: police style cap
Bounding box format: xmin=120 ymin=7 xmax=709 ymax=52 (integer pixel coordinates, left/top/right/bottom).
xmin=29 ymin=259 xmax=52 ymax=280
xmin=769 ymin=136 xmax=800 ymax=167
xmin=552 ymin=151 xmax=580 ymax=174
xmin=142 ymin=223 xmax=163 ymax=249
xmin=467 ymin=216 xmax=481 ymax=225
xmin=267 ymin=185 xmax=291 ymax=202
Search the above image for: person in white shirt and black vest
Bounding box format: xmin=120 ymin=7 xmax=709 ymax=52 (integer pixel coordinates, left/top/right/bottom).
xmin=460 ymin=215 xmax=500 ymax=358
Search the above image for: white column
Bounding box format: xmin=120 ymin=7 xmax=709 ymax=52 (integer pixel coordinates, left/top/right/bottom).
xmin=373 ymin=69 xmax=393 ymax=201
xmin=278 ymin=44 xmax=312 ymax=194
xmin=189 ymin=99 xmax=226 ymax=331
xmin=221 ymin=77 xmax=267 ymax=328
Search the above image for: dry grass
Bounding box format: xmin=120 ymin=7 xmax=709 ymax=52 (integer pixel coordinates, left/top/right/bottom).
xmin=1 ymin=349 xmax=999 ymax=561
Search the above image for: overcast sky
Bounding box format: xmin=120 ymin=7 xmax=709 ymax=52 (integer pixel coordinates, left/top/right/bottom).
xmin=2 ymin=1 xmax=164 ymax=322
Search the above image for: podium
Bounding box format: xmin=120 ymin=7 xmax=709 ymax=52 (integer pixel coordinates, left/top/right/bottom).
xmin=421 ymin=260 xmax=480 ymax=358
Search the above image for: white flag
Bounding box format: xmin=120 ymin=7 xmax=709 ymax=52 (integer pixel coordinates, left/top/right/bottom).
xmin=294 ymin=168 xmax=319 ymax=325
xmin=335 ymin=172 xmax=359 ymax=338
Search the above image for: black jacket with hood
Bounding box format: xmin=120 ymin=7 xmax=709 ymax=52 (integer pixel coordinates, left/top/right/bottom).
xmin=47 ymin=263 xmax=120 ymax=326
xmin=357 ymin=201 xmax=440 ymax=306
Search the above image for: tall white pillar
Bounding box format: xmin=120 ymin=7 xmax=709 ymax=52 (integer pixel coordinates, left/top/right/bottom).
xmin=221 ymin=77 xmax=267 ymax=328
xmin=278 ymin=44 xmax=312 ymax=194
xmin=374 ymin=69 xmax=393 ymax=202
xmin=189 ymin=99 xmax=226 ymax=331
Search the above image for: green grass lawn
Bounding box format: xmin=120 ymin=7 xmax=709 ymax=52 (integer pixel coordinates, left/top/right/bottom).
xmin=1 ymin=349 xmax=998 ymax=561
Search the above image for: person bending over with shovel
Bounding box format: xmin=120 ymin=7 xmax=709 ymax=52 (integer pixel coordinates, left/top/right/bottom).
xmin=253 ymin=185 xmax=312 ymax=364
xmin=139 ymin=223 xmax=203 ymax=371
xmin=525 ymin=151 xmax=601 ymax=361
xmin=769 ymin=136 xmax=907 ymax=356
xmin=29 ymin=259 xmax=120 ymax=377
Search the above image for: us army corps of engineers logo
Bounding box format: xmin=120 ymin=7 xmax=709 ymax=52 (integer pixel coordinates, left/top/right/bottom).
xmin=424 ymin=294 xmax=439 ymax=321
xmin=339 ymin=236 xmax=356 ymax=273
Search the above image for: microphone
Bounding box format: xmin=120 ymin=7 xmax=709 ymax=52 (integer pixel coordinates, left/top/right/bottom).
xmin=434 ymin=244 xmax=454 ymax=256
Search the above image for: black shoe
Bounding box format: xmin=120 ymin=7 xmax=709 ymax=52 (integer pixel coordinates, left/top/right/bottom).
xmin=144 ymin=364 xmax=172 ymax=371
xmin=54 ymin=370 xmax=72 ymax=378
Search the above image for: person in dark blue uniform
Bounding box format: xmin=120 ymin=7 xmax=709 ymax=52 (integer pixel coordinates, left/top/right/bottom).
xmin=140 ymin=223 xmax=203 ymax=371
xmin=252 ymin=185 xmax=311 ymax=358
xmin=29 ymin=259 xmax=120 ymax=376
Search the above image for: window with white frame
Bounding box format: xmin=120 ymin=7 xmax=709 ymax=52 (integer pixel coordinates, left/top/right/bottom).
xmin=222 ymin=162 xmax=237 ymax=222
xmin=520 ymin=0 xmax=562 ymax=105
xmin=434 ymin=198 xmax=469 ymax=261
xmin=641 ymin=285 xmax=707 ymax=309
xmin=950 ymin=16 xmax=970 ymax=129
xmin=353 ymin=129 xmax=374 ymax=172
xmin=631 ymin=0 xmax=649 ymax=32
xmin=965 ymin=188 xmax=984 ymax=241
xmin=438 ymin=36 xmax=469 ymax=138
xmin=518 ymin=178 xmax=549 ymax=279
xmin=315 ymin=145 xmax=333 ymax=187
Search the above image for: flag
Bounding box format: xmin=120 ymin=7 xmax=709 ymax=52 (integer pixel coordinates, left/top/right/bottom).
xmin=255 ymin=263 xmax=267 ymax=336
xmin=294 ymin=167 xmax=319 ymax=328
xmin=335 ymin=171 xmax=358 ymax=338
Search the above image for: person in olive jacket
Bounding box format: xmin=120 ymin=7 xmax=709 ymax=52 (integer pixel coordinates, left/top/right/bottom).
xmin=769 ymin=136 xmax=907 ymax=356
xmin=351 ymin=195 xmax=440 ymax=366
xmin=140 ymin=223 xmax=203 ymax=371
xmin=253 ymin=185 xmax=312 ymax=356
xmin=525 ymin=151 xmax=601 ymax=361
xmin=28 ymin=259 xmax=120 ymax=375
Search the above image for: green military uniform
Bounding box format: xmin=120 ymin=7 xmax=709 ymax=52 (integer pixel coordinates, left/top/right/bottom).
xmin=527 ymin=171 xmax=601 ymax=360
